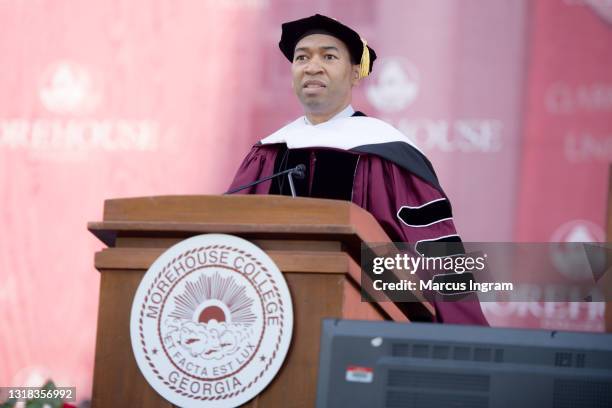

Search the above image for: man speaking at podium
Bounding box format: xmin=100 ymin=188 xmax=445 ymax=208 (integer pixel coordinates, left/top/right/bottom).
xmin=228 ymin=14 xmax=488 ymax=326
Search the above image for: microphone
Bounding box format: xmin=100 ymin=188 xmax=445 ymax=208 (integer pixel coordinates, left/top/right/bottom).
xmin=225 ymin=164 xmax=307 ymax=197
xmin=293 ymin=164 xmax=306 ymax=179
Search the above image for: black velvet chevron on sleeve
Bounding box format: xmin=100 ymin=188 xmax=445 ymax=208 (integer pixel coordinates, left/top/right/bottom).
xmin=416 ymin=235 xmax=464 ymax=258
xmin=397 ymin=198 xmax=452 ymax=227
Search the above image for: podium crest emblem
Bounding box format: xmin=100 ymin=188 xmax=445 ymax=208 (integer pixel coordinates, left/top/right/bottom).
xmin=130 ymin=234 xmax=293 ymax=407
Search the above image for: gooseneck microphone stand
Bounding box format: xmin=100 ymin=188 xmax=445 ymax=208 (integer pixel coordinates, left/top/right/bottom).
xmin=224 ymin=164 xmax=306 ymax=198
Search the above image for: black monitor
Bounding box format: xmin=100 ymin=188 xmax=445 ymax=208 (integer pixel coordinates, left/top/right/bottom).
xmin=316 ymin=319 xmax=612 ymax=408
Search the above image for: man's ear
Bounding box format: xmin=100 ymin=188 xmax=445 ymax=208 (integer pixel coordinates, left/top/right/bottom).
xmin=351 ymin=65 xmax=361 ymax=86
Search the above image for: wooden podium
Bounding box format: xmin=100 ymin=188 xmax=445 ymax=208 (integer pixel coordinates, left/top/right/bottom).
xmin=88 ymin=195 xmax=432 ymax=407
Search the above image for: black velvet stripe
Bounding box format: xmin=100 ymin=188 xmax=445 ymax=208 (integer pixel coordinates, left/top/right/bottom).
xmin=416 ymin=236 xmax=464 ymax=258
xmin=269 ymin=146 xmax=358 ymax=200
xmin=351 ymin=141 xmax=441 ymax=192
xmin=398 ymin=199 xmax=452 ymax=227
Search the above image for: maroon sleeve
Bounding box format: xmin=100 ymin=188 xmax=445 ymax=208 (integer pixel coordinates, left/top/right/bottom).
xmin=354 ymin=155 xmax=489 ymax=325
xmin=227 ymin=145 xmax=278 ymax=194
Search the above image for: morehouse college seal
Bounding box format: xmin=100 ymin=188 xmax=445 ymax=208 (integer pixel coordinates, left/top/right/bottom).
xmin=130 ymin=234 xmax=294 ymax=408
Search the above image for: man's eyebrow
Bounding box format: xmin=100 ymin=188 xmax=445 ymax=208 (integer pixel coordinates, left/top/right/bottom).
xmin=294 ymin=45 xmax=340 ymax=53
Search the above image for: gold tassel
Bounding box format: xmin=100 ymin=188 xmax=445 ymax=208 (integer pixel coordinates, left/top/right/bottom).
xmin=359 ymin=37 xmax=370 ymax=79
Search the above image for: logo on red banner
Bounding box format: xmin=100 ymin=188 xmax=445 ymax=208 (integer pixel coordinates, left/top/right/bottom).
xmin=39 ymin=61 xmax=102 ymax=115
xmin=366 ymin=57 xmax=420 ymax=113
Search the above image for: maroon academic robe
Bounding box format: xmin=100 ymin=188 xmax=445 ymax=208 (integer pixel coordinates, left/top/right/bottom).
xmin=228 ymin=137 xmax=489 ymax=326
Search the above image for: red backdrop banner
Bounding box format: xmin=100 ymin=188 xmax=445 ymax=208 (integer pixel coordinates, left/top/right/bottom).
xmin=0 ymin=0 xmax=609 ymax=401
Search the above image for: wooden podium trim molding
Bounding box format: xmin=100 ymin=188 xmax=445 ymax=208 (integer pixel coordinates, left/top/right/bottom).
xmin=95 ymin=248 xmax=353 ymax=274
xmin=88 ymin=221 xmax=358 ymax=247
xmin=89 ymin=195 xmax=390 ymax=246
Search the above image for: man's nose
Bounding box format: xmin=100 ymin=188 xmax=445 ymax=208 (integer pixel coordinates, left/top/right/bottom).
xmin=304 ymin=56 xmax=324 ymax=74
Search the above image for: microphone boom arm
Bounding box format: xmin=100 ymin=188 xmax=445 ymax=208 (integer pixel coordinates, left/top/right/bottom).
xmin=225 ymin=164 xmax=306 ymax=196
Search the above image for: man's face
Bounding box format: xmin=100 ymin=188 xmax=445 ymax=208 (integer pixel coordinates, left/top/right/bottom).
xmin=291 ymin=34 xmax=360 ymax=117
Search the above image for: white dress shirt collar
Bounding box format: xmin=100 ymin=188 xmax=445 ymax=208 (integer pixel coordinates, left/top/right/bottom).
xmin=303 ymin=104 xmax=355 ymax=125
